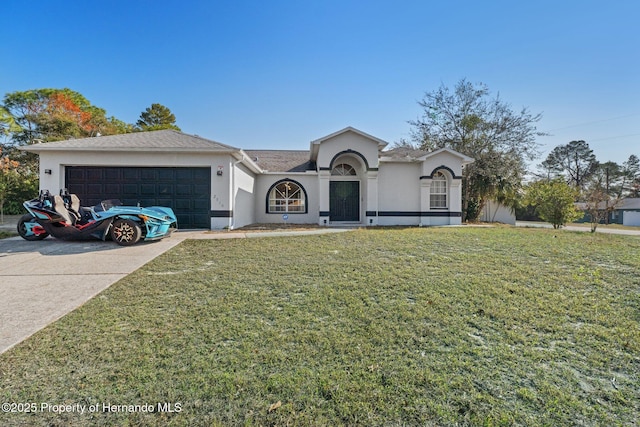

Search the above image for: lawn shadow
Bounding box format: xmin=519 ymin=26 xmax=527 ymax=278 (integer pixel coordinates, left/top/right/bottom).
xmin=0 ymin=236 xmax=162 ymax=257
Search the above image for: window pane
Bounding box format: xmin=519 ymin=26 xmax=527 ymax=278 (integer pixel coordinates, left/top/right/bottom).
xmin=269 ymin=181 xmax=306 ymax=213
xmin=430 ymin=172 xmax=447 ymax=208
xmin=432 ymin=181 xmax=446 ymax=193
xmin=331 ymin=163 xmax=356 ymax=176
xmin=430 ymin=195 xmax=447 ymax=208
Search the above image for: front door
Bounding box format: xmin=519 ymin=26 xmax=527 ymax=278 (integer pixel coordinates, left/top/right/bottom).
xmin=330 ymin=181 xmax=360 ymax=222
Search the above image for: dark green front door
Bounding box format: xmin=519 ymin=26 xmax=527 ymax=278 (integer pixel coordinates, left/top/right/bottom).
xmin=330 ymin=181 xmax=360 ymax=222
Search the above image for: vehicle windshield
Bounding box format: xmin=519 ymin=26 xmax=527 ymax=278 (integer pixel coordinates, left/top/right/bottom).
xmin=95 ymin=199 xmax=123 ymax=212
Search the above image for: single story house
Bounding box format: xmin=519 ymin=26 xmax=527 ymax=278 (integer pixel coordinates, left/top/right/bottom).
xmin=21 ymin=127 xmax=474 ymax=230
xmin=575 ymin=198 xmax=640 ymax=227
xmin=618 ymin=198 xmax=640 ymax=226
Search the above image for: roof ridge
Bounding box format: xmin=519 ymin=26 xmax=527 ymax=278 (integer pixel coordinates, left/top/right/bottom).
xmin=177 ymin=130 xmax=240 ymax=150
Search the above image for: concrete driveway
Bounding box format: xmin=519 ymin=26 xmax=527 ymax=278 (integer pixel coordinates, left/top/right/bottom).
xmin=0 ymin=234 xmax=187 ymax=354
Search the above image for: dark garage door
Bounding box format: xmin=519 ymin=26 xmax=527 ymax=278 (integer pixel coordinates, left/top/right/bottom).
xmin=65 ymin=166 xmax=211 ymax=229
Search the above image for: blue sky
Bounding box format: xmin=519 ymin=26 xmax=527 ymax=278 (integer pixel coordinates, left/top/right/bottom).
xmin=2 ymin=0 xmax=638 ymax=166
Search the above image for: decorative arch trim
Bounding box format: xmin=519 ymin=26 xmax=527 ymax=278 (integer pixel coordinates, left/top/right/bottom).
xmin=318 ymin=149 xmax=377 ymax=172
xmin=420 ymin=165 xmax=463 ymax=180
xmin=265 ymin=178 xmax=309 ymax=214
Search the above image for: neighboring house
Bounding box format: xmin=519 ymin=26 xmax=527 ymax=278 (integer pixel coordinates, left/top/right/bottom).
xmin=21 ymin=127 xmax=474 ymax=230
xmin=617 ymin=198 xmax=640 ymax=226
xmin=575 ymin=198 xmax=640 ymax=226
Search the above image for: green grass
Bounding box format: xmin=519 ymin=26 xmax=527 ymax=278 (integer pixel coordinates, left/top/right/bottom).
xmin=0 ymin=230 xmax=17 ymax=239
xmin=521 ymin=220 xmax=640 ymax=232
xmin=1 ymin=227 xmax=639 ymax=426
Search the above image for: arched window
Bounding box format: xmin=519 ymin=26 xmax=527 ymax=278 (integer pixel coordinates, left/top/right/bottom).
xmin=430 ymin=172 xmax=447 ymax=208
xmin=268 ymin=180 xmax=306 ymax=213
xmin=331 ymin=163 xmax=356 ymax=176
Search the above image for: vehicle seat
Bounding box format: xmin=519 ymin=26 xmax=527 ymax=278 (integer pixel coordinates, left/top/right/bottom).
xmin=68 ymin=194 xmax=85 ymax=223
xmin=53 ymin=195 xmax=75 ymax=225
xmin=69 ymin=194 xmax=81 ymax=213
xmin=59 ymin=189 xmax=82 ymax=223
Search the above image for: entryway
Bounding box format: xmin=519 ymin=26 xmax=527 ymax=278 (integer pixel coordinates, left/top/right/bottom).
xmin=329 ymin=181 xmax=360 ymax=222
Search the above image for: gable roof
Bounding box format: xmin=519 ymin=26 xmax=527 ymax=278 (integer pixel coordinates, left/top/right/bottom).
xmin=20 ymin=130 xmax=240 ymax=152
xmin=380 ymin=146 xmax=431 ymax=161
xmin=310 ymin=126 xmax=389 ymax=148
xmin=619 ymin=198 xmax=640 ymax=210
xmin=380 ymin=146 xmax=474 ymax=164
xmin=19 ymin=127 xmax=474 ymax=174
xmin=309 ymin=126 xmax=389 ymax=161
xmin=244 ymin=150 xmax=314 ymax=172
xmin=576 ymin=198 xmax=640 ymax=211
xmin=418 ymin=147 xmax=474 ymax=164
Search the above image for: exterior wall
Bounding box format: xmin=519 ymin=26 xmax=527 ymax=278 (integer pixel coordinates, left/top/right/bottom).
xmin=376 ymin=160 xmax=463 ymax=226
xmin=481 ymin=200 xmax=516 ymax=225
xmin=254 ymin=173 xmax=319 ymax=224
xmin=377 ymin=162 xmax=421 ymax=225
xmin=315 ymin=132 xmax=380 ymax=170
xmin=37 ymin=150 xmax=233 ymax=230
xmin=232 ymin=162 xmax=256 ymax=229
xmin=421 ymin=151 xmax=465 ymax=178
xmin=210 ymin=156 xmax=234 ymax=229
xmin=622 ymin=210 xmax=640 ymax=226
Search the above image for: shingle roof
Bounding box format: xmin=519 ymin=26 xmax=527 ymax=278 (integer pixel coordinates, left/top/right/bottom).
xmin=576 ymin=198 xmax=640 ymax=211
xmin=380 ymin=146 xmax=474 ymax=164
xmin=244 ymin=150 xmax=314 ymax=172
xmin=620 ymin=198 xmax=640 ymax=210
xmin=380 ymin=146 xmax=430 ymax=160
xmin=20 ymin=130 xmax=239 ymax=152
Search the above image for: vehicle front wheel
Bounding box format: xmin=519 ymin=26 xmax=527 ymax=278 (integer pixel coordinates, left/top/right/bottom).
xmin=17 ymin=214 xmax=49 ymax=240
xmin=110 ymin=218 xmax=142 ymax=246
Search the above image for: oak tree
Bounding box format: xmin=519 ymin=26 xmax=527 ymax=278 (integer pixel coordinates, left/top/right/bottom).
xmin=2 ymin=88 xmax=130 ymax=145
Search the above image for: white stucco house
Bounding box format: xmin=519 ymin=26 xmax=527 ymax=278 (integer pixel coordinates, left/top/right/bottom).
xmin=22 ymin=127 xmax=474 ymax=229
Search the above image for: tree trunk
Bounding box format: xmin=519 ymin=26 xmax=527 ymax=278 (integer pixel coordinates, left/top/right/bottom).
xmin=474 ymin=198 xmax=486 ymax=223
xmin=462 ymin=173 xmax=470 ymax=222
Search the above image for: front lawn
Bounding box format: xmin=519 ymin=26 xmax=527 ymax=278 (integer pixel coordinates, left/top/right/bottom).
xmin=1 ymin=228 xmax=639 ymax=426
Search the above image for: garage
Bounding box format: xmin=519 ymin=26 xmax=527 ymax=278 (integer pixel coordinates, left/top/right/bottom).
xmin=623 ymin=211 xmax=640 ymax=227
xmin=65 ymin=166 xmax=211 ymax=229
